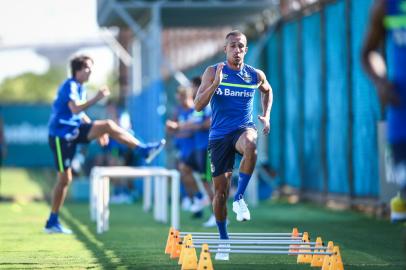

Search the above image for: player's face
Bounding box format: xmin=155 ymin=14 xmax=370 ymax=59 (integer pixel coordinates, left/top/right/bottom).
xmin=176 ymin=92 xmax=188 ymax=106
xmin=77 ymin=60 xmax=93 ymax=83
xmin=224 ymin=35 xmax=248 ymax=66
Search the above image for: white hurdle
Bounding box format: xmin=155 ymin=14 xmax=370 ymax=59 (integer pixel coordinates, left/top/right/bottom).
xmin=89 ymin=166 xmax=180 ymax=234
xmin=165 ymin=227 xmax=344 ymax=269
xmin=192 ymin=244 xmax=329 ymax=250
xmin=180 ymin=232 xmax=302 ymax=236
xmin=191 ymin=239 xmax=317 ymax=245
xmin=188 ymin=235 xmax=303 ymax=240
xmin=192 ymin=249 xmax=333 ymax=255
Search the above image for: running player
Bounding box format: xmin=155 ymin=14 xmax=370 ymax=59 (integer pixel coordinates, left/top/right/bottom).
xmin=194 ymin=30 xmax=273 ymax=260
xmin=362 ymin=0 xmax=406 ymax=222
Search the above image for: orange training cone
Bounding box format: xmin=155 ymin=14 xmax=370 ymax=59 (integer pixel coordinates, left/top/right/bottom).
xmin=179 ymin=234 xmax=192 ymax=265
xmin=297 ymin=232 xmax=312 ymax=264
xmin=289 ymin=228 xmax=300 ymax=254
xmin=165 ymin=227 xmax=175 ymax=254
xmin=197 ymin=243 xmax=213 ymax=270
xmin=321 ymin=241 xmax=334 ymax=270
xmin=328 ymin=246 xmax=344 ymax=270
xmin=170 ymin=230 xmax=182 ymax=259
xmin=311 ymin=237 xmax=325 ymax=267
xmin=181 ymin=238 xmax=198 ymax=270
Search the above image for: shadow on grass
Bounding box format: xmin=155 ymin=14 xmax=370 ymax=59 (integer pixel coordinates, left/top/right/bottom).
xmin=62 ymin=202 xmax=181 ymax=269
xmin=27 ymin=170 xmax=124 ymax=268
xmin=27 ymin=170 xmax=406 ymax=269
xmin=60 ymin=207 xmax=125 ymax=269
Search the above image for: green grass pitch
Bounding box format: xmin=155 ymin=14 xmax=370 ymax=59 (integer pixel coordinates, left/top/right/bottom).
xmin=0 ymin=168 xmax=405 ymax=269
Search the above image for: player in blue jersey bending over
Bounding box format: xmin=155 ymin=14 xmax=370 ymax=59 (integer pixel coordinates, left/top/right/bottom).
xmin=45 ymin=55 xmax=165 ymax=234
xmin=362 ymin=0 xmax=406 ymax=223
xmin=194 ymin=30 xmax=273 ymax=260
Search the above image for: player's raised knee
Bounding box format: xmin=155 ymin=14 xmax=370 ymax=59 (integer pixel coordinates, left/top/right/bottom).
xmin=104 ymin=119 xmax=118 ymax=132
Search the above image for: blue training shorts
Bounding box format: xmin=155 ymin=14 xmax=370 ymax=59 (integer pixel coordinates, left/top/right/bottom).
xmin=184 ymin=148 xmax=212 ymax=182
xmin=208 ymin=126 xmax=256 ymax=177
xmin=48 ymin=123 xmax=92 ymax=172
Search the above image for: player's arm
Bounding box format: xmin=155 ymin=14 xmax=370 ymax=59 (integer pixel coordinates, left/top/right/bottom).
xmin=81 ymin=113 xmax=92 ymax=124
xmin=257 ymin=69 xmax=273 ymax=135
xmin=361 ymin=0 xmax=386 ymax=84
xmin=200 ymin=117 xmax=211 ymax=130
xmin=361 ymin=0 xmax=399 ymax=105
xmin=194 ymin=63 xmax=225 ymax=112
xmin=198 ymin=107 xmax=212 ymax=130
xmin=179 ymin=115 xmax=211 ymax=131
xmin=68 ymin=86 xmax=110 ymax=114
xmin=166 ymin=110 xmax=179 ymax=133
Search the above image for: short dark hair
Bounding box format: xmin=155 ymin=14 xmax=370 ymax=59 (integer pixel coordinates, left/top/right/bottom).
xmin=191 ymin=76 xmax=202 ymax=88
xmin=70 ymin=55 xmax=93 ymax=78
xmin=177 ymin=85 xmax=192 ymax=96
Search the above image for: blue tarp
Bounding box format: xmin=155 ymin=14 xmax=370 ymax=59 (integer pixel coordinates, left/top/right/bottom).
xmin=128 ymin=80 xmax=166 ymax=166
xmin=267 ymin=31 xmax=283 ymax=184
xmin=282 ymin=21 xmax=301 ymax=188
xmin=351 ymin=0 xmax=380 ymax=196
xmin=302 ymin=12 xmax=324 ymax=192
xmin=265 ymin=0 xmax=381 ymax=197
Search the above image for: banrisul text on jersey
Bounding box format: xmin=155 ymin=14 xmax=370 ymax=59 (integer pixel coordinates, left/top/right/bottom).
xmin=209 ymin=62 xmax=258 ymax=140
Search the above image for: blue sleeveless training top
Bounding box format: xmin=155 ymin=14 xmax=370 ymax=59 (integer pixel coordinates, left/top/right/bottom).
xmin=209 ymin=62 xmax=258 ymax=140
xmin=384 ymin=0 xmax=406 ymax=143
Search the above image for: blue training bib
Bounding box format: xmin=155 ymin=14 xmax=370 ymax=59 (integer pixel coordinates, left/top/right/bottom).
xmin=385 ymin=0 xmax=406 ymax=143
xmin=209 ymin=62 xmax=258 ymax=140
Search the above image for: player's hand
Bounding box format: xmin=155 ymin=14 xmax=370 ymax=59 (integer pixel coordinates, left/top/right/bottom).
xmin=96 ymin=86 xmax=111 ymax=100
xmin=258 ymin=115 xmax=270 ymax=135
xmin=213 ymin=63 xmax=225 ymax=87
xmin=166 ymin=120 xmax=179 ymax=131
xmin=98 ymin=134 xmax=109 ymax=146
xmin=376 ymin=79 xmax=401 ymax=106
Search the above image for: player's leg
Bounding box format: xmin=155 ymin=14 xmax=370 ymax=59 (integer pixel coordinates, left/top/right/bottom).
xmin=51 ymin=169 xmax=73 ymax=214
xmin=232 ymin=128 xmax=258 ymax=221
xmin=178 ymin=161 xmax=200 ymax=205
xmin=212 ymin=172 xmax=232 ymax=261
xmin=390 ymin=142 xmax=406 ymax=222
xmin=200 ymin=149 xmax=216 ymax=227
xmin=87 ymin=120 xmax=141 ymax=148
xmin=45 ymin=136 xmax=75 ymax=234
xmin=185 ymin=151 xmax=208 ymax=215
xmin=209 ymin=137 xmax=234 ymax=261
xmin=87 ymin=120 xmax=165 ymax=163
xmin=209 ymin=137 xmax=234 ymax=234
xmin=212 ymin=172 xmax=231 ymax=229
xmin=199 ymin=149 xmax=214 ymax=201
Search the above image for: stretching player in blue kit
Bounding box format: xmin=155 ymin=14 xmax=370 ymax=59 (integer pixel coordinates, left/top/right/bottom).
xmin=362 ymin=0 xmax=406 ymax=222
xmin=195 ymin=30 xmax=273 ymax=260
xmin=45 ymin=55 xmax=165 ymax=234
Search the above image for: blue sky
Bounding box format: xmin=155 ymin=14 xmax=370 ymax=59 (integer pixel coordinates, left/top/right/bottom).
xmin=0 ymin=0 xmax=114 ymax=84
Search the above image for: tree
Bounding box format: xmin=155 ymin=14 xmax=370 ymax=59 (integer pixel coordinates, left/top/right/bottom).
xmin=0 ymin=66 xmax=65 ymax=103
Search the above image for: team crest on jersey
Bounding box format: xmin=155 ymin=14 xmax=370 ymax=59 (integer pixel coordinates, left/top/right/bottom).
xmin=222 ymin=73 xmax=228 ymax=80
xmin=243 ymin=73 xmax=252 ymax=83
